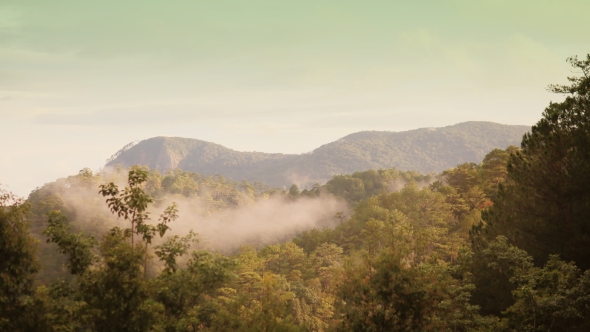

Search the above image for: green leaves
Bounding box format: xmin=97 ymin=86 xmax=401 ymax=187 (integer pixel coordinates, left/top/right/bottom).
xmin=79 ymin=230 xmax=158 ymax=332
xmin=154 ymin=231 xmax=197 ymax=274
xmin=339 ymin=249 xmax=486 ymax=332
xmin=43 ymin=210 xmax=97 ymax=276
xmin=0 ymin=189 xmax=42 ymax=331
xmin=480 ymin=53 xmax=590 ymax=270
xmin=157 ymin=202 xmax=178 ymax=238
xmin=470 ymin=236 xmax=590 ymax=331
xmin=99 ymin=168 xmax=177 ymax=245
xmin=151 ymin=250 xmax=236 ymax=330
xmin=99 ymin=168 xmax=153 ymax=244
xmin=548 ymin=55 xmax=590 ymax=94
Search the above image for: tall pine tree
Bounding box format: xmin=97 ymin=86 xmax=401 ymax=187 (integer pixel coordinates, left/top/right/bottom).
xmin=478 ymin=54 xmax=590 ymax=269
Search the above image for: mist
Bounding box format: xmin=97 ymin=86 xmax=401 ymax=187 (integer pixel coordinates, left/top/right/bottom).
xmin=160 ymin=195 xmax=348 ymax=252
xmin=44 ymin=171 xmax=348 ymax=255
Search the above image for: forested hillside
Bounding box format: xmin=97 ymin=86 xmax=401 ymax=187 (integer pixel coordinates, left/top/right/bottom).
xmin=21 ymin=164 xmax=437 ymax=285
xmin=105 ymin=121 xmax=529 ymax=188
xmin=1 ymin=55 xmax=590 ymax=331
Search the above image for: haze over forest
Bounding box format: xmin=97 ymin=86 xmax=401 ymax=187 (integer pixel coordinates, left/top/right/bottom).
xmin=5 ymin=64 xmax=590 ymax=328
xmin=105 ymin=121 xmax=529 ymax=188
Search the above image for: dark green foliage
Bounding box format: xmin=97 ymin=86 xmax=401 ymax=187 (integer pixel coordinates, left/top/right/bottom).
xmin=7 ymin=55 xmax=590 ymax=331
xmin=298 ymin=182 xmax=461 ymax=255
xmin=154 ymin=231 xmax=197 ymax=274
xmin=339 ymin=253 xmax=483 ymax=332
xmin=480 ymin=55 xmax=590 ymax=270
xmin=289 ymin=184 xmax=301 ymax=197
xmin=32 ymin=169 xmax=242 ymax=331
xmin=35 ymin=280 xmax=83 ymax=332
xmin=293 ymin=227 xmax=335 ymax=254
xmin=443 ymin=162 xmax=480 ymax=194
xmin=505 ymin=255 xmax=590 ymax=331
xmin=467 ymin=236 xmax=535 ymax=316
xmin=43 ymin=211 xmax=97 ymax=275
xmin=324 ymin=168 xmax=433 ymax=204
xmin=335 ymin=194 xmax=489 ymax=331
xmin=26 ymin=170 xmax=109 ymax=284
xmin=339 ymin=252 xmax=431 ymax=331
xmin=99 ymin=168 xmax=155 ymax=245
xmin=151 ymin=251 xmax=236 ymax=330
xmin=78 ymin=228 xmax=160 ymax=332
xmin=26 ymin=167 xmax=279 ymax=284
xmin=0 ymin=189 xmax=42 ymax=331
xmin=467 ymin=236 xmax=590 ymax=331
xmin=478 ymin=147 xmax=519 ymax=199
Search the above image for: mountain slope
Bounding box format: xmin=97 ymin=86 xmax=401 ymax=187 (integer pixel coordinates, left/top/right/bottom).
xmin=105 ymin=121 xmax=530 ymax=187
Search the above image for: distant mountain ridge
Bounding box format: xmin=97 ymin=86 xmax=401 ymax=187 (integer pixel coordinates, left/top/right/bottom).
xmin=104 ymin=121 xmax=530 ymax=188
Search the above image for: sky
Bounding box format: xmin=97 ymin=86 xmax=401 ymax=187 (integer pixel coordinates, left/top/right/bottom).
xmin=1 ymin=0 xmax=589 ymax=197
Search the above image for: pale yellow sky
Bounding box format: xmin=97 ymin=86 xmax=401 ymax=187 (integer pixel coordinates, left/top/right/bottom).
xmin=1 ymin=0 xmax=588 ymax=196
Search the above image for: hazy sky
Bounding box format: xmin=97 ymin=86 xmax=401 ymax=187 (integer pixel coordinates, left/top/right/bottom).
xmin=1 ymin=0 xmax=589 ymax=197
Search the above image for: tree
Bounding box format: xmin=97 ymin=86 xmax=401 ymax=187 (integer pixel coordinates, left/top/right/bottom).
xmin=99 ymin=168 xmax=156 ymax=245
xmin=479 ymin=54 xmax=590 ymax=269
xmin=467 ymin=236 xmax=590 ymax=330
xmin=99 ymin=167 xmax=177 ymax=271
xmin=43 ymin=211 xmax=97 ymax=276
xmin=505 ymin=255 xmax=590 ymax=331
xmin=36 ymin=169 xmax=182 ymax=331
xmin=289 ymin=184 xmax=301 ymax=197
xmin=338 ymin=248 xmax=487 ymax=331
xmin=443 ymin=162 xmax=479 ymax=195
xmin=479 ymin=147 xmax=519 ymax=199
xmin=151 ymin=250 xmax=235 ymax=331
xmin=210 ymin=272 xmax=299 ymax=332
xmin=78 ymin=228 xmax=163 ymax=332
xmin=0 ymin=189 xmax=43 ymax=331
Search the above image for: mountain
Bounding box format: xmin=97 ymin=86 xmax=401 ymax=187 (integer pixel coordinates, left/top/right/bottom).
xmin=104 ymin=121 xmax=530 ymax=188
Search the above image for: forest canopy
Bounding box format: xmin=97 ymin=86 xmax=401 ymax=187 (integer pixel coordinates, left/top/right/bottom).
xmin=1 ymin=54 xmax=590 ymax=331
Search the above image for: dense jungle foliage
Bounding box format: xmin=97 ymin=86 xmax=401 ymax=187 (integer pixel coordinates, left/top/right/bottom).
xmin=1 ymin=55 xmax=590 ymax=331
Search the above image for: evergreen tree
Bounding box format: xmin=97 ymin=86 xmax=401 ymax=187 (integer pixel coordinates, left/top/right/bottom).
xmin=479 ymin=54 xmax=590 ymax=269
